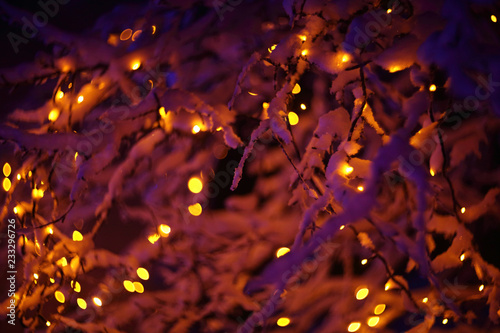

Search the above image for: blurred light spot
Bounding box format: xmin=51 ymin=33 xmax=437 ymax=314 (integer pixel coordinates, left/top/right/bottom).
xmin=3 ymin=163 xmax=11 ymax=177
xmin=137 ymin=267 xmax=149 ymax=280
xmin=288 ymin=112 xmax=299 ymax=125
xmin=342 ymin=164 xmax=354 ymax=176
xmin=48 ymin=109 xmax=59 ymax=122
xmin=13 ymin=206 xmax=18 ymax=214
xmin=479 ymin=284 xmax=484 ymax=292
xmin=461 ymin=207 xmax=466 ymax=214
xmin=361 ymin=259 xmax=368 ymax=265
xmin=50 ymin=278 xmax=55 ymax=283
xmin=73 ymin=230 xmax=83 ymax=242
xmin=292 ymin=83 xmax=301 ymax=94
xmin=301 ymin=49 xmax=308 ymax=56
xmin=3 ymin=178 xmax=11 ymax=191
xmin=387 ymin=8 xmax=392 ymax=14
xmin=34 ymin=273 xmax=39 ymax=279
xmin=277 ymin=317 xmax=290 ymax=327
xmin=77 ymin=298 xmax=87 ymax=309
xmin=131 ymin=61 xmax=141 ymax=70
xmin=276 ymin=247 xmax=290 ymax=258
xmin=430 ymin=169 xmax=435 ymax=177
xmin=188 ymin=203 xmax=202 ymax=216
xmin=55 ymin=291 xmax=65 ymax=303
xmin=77 ymin=95 xmax=84 ymax=103
xmin=120 ymin=29 xmax=133 ymax=40
xmin=159 ymin=107 xmax=166 ymax=118
xmin=389 ymin=66 xmax=401 ymax=73
xmin=159 ymin=224 xmax=171 ymax=237
xmin=348 ymin=322 xmax=361 ymax=332
xmin=339 ymin=225 xmax=345 ymax=230
xmin=188 ymin=177 xmax=203 ymax=193
xmin=422 ymin=297 xmax=428 ymax=303
xmin=460 ymin=253 xmax=465 ymax=261
xmin=123 ymin=280 xmax=135 ymax=292
xmin=192 ymin=125 xmax=201 ymax=134
xmin=133 ymin=282 xmax=144 ymax=293
xmin=367 ymin=316 xmax=379 ymax=327
xmin=442 ymin=318 xmax=448 ymax=325
xmin=300 ymin=103 xmax=306 ymax=110
xmin=148 ymin=233 xmax=160 ymax=244
xmin=56 ymin=91 xmax=64 ymax=99
xmin=93 ymin=297 xmax=102 ymax=306
xmin=57 ymin=257 xmax=68 ymax=267
xmin=248 ymin=91 xmax=258 ymax=96
xmin=374 ymin=304 xmax=386 ymax=315
xmin=356 ymin=287 xmax=369 ymax=300
xmin=263 ymin=102 xmax=269 ymax=109
xmin=492 ymin=15 xmax=497 ymax=23
xmin=268 ymin=44 xmax=277 ymax=53
xmin=71 ymin=280 xmax=81 ymax=292
xmin=429 ymin=84 xmax=437 ymax=92
xmin=151 ymin=25 xmax=156 ymax=34
xmin=341 ymin=54 xmax=350 ymax=63
xmin=16 ymin=174 xmax=21 ymax=180
xmin=299 ymin=35 xmax=306 ymax=41
xmin=357 ymin=186 xmax=364 ymax=192
xmin=131 ymin=30 xmax=142 ymax=41
xmin=46 ymin=321 xmax=51 ymax=327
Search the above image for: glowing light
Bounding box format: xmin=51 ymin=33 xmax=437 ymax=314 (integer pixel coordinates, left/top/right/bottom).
xmin=342 ymin=164 xmax=354 ymax=176
xmin=361 ymin=259 xmax=368 ymax=265
xmin=277 ymin=317 xmax=290 ymax=327
xmin=442 ymin=318 xmax=448 ymax=325
xmin=374 ymin=304 xmax=386 ymax=315
xmin=137 ymin=267 xmax=149 ymax=280
xmin=50 ymin=278 xmax=55 ymax=283
xmin=192 ymin=125 xmax=201 ymax=134
xmin=341 ymin=54 xmax=350 ymax=63
xmin=32 ymin=188 xmax=44 ymax=199
xmin=131 ymin=61 xmax=141 ymax=70
xmin=367 ymin=316 xmax=379 ymax=327
xmin=339 ymin=225 xmax=345 ymax=230
xmin=301 ymin=49 xmax=308 ymax=56
xmin=299 ymin=35 xmax=307 ymax=41
xmin=123 ymin=280 xmax=135 ymax=292
xmin=13 ymin=206 xmax=18 ymax=214
xmin=268 ymin=44 xmax=277 ymax=53
xmin=460 ymin=253 xmax=466 ymax=261
xmin=430 ymin=169 xmax=435 ymax=177
xmin=263 ymin=102 xmax=270 ymax=109
xmin=71 ymin=280 xmax=81 ymax=292
xmin=479 ymin=284 xmax=484 ymax=291
xmin=387 ymin=8 xmax=392 ymax=13
xmin=292 ymin=83 xmax=301 ymax=94
xmin=384 ymin=281 xmax=391 ymax=291
xmin=151 ymin=25 xmax=156 ymax=34
xmin=288 ymin=112 xmax=299 ymax=125
xmin=56 ymin=91 xmax=64 ymax=99
xmin=248 ymin=91 xmax=258 ymax=96
xmin=120 ymin=29 xmax=133 ymax=40
xmin=188 ymin=177 xmax=203 ymax=193
xmin=3 ymin=178 xmax=11 ymax=191
xmin=34 ymin=273 xmax=39 ymax=279
xmin=28 ymin=171 xmax=32 ymax=177
xmin=3 ymin=163 xmax=11 ymax=177
xmin=300 ymin=103 xmax=306 ymax=110
xmin=16 ymin=174 xmax=21 ymax=180
xmin=389 ymin=66 xmax=402 ymax=73
xmin=93 ymin=297 xmax=102 ymax=306
xmin=77 ymin=298 xmax=87 ymax=309
xmin=348 ymin=322 xmax=361 ymax=332
xmin=48 ymin=109 xmax=59 ymax=122
xmin=357 ymin=186 xmax=364 ymax=192
xmin=492 ymin=15 xmax=497 ymax=23
xmin=57 ymin=257 xmax=68 ymax=267
xmin=188 ymin=203 xmax=202 ymax=216
xmin=77 ymin=95 xmax=84 ymax=103
xmin=216 ymin=127 xmax=223 ymax=131
xmin=356 ymin=287 xmax=369 ymax=300
xmin=276 ymin=247 xmax=290 ymax=258
xmin=422 ymin=297 xmax=428 ymax=303
xmin=159 ymin=106 xmax=166 ymax=118
xmin=461 ymin=207 xmax=466 ymax=214
xmin=159 ymin=224 xmax=171 ymax=237
xmin=429 ymin=84 xmax=437 ymax=92
xmin=55 ymin=291 xmax=65 ymax=303
xmin=148 ymin=233 xmax=160 ymax=244
xmin=131 ymin=30 xmax=142 ymax=41
xmin=133 ymin=281 xmax=144 ymax=293
xmin=47 ymin=227 xmax=53 ymax=234
xmin=46 ymin=321 xmax=51 ymax=327
xmin=73 ymin=230 xmax=83 ymax=241
xmin=74 ymin=152 xmax=78 ymax=161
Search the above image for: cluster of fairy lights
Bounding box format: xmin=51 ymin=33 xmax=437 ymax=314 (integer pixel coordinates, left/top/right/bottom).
xmin=3 ymin=8 xmax=498 ymax=330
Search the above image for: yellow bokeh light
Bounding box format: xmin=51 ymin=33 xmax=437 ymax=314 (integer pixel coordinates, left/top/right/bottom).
xmin=47 ymin=227 xmax=53 ymax=234
xmin=152 ymin=25 xmax=156 ymax=34
xmin=361 ymin=259 xmax=368 ymax=265
xmin=3 ymin=178 xmax=11 ymax=191
xmin=301 ymin=49 xmax=308 ymax=56
xmin=188 ymin=203 xmax=202 ymax=216
xmin=148 ymin=233 xmax=160 ymax=244
xmin=73 ymin=230 xmax=83 ymax=241
xmin=374 ymin=304 xmax=386 ymax=315
xmin=300 ymin=103 xmax=306 ymax=110
xmin=159 ymin=224 xmax=171 ymax=237
xmin=50 ymin=278 xmax=55 ymax=283
xmin=248 ymin=91 xmax=258 ymax=96
xmin=268 ymin=44 xmax=277 ymax=53
xmin=137 ymin=267 xmax=149 ymax=280
xmin=460 ymin=253 xmax=465 ymax=261
xmin=339 ymin=225 xmax=345 ymax=230
xmin=131 ymin=30 xmax=142 ymax=41
xmin=461 ymin=207 xmax=466 ymax=214
xmin=348 ymin=322 xmax=361 ymax=332
xmin=159 ymin=107 xmax=166 ymax=118
xmin=34 ymin=273 xmax=39 ymax=279
xmin=16 ymin=174 xmax=21 ymax=180
xmin=367 ymin=316 xmax=379 ymax=327
xmin=46 ymin=321 xmax=51 ymax=326
xmin=492 ymin=15 xmax=497 ymax=23
xmin=357 ymin=186 xmax=364 ymax=192
xmin=341 ymin=54 xmax=350 ymax=63
xmin=188 ymin=177 xmax=203 ymax=193
xmin=77 ymin=298 xmax=87 ymax=309
xmin=429 ymin=84 xmax=437 ymax=92
xmin=77 ymin=95 xmax=84 ymax=103
xmin=422 ymin=297 xmax=428 ymax=303
xmin=277 ymin=317 xmax=290 ymax=327
xmin=123 ymin=280 xmax=135 ymax=292
xmin=442 ymin=318 xmax=448 ymax=325
xmin=276 ymin=247 xmax=290 ymax=258
xmin=292 ymin=83 xmax=301 ymax=94
xmin=131 ymin=61 xmax=141 ymax=70
xmin=387 ymin=8 xmax=392 ymax=14
xmin=133 ymin=281 xmax=144 ymax=293
xmin=57 ymin=257 xmax=68 ymax=267
xmin=288 ymin=112 xmax=299 ymax=126
xmin=93 ymin=297 xmax=102 ymax=306
xmin=479 ymin=284 xmax=484 ymax=292
xmin=56 ymin=91 xmax=64 ymax=99
xmin=430 ymin=169 xmax=435 ymax=177
xmin=341 ymin=164 xmax=354 ymax=176
xmin=3 ymin=163 xmax=11 ymax=177
xmin=192 ymin=125 xmax=201 ymax=134
xmin=299 ymin=35 xmax=306 ymax=42
xmin=48 ymin=109 xmax=59 ymax=122
xmin=120 ymin=29 xmax=133 ymax=41
xmin=355 ymin=287 xmax=369 ymax=300
xmin=13 ymin=206 xmax=18 ymax=214
xmin=263 ymin=102 xmax=269 ymax=109
xmin=71 ymin=280 xmax=81 ymax=292
xmin=55 ymin=291 xmax=65 ymax=303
